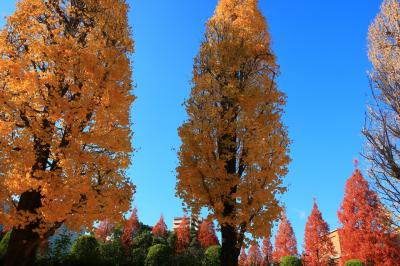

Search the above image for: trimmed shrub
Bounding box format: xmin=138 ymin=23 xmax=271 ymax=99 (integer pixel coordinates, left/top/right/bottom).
xmin=345 ymin=259 xmax=365 ymax=266
xmin=99 ymin=240 xmax=128 ymax=266
xmin=280 ymin=255 xmax=302 ymax=266
xmin=0 ymin=231 xmax=11 ymax=259
xmin=145 ymin=244 xmax=170 ymax=266
xmin=202 ymin=245 xmax=220 ymax=266
xmin=69 ymin=235 xmax=100 ymax=265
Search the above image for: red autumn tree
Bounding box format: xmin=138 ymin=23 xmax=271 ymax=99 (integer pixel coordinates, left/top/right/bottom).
xmin=121 ymin=208 xmax=140 ymax=248
xmin=303 ymin=199 xmax=335 ymax=266
xmin=273 ymin=212 xmax=298 ymax=263
xmin=261 ymin=237 xmax=273 ymax=266
xmin=197 ymin=220 xmax=219 ymax=248
xmin=95 ymin=220 xmax=115 ymax=243
xmin=338 ymin=164 xmax=400 ymax=265
xmin=239 ymin=248 xmax=248 ymax=266
xmin=175 ymin=216 xmax=191 ymax=254
xmin=152 ymin=215 xmax=168 ymax=238
xmin=247 ymin=242 xmax=262 ymax=266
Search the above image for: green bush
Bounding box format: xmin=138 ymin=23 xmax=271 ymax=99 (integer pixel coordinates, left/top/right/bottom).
xmin=280 ymin=255 xmax=301 ymax=266
xmin=69 ymin=235 xmax=100 ymax=265
xmin=202 ymin=245 xmax=220 ymax=266
xmin=132 ymin=248 xmax=146 ymax=266
xmin=145 ymin=244 xmax=170 ymax=266
xmin=99 ymin=240 xmax=128 ymax=266
xmin=345 ymin=259 xmax=365 ymax=266
xmin=0 ymin=231 xmax=11 ymax=259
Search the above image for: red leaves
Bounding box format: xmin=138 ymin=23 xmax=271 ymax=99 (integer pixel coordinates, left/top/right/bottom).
xmin=338 ymin=167 xmax=400 ymax=265
xmin=95 ymin=220 xmax=115 ymax=243
xmin=121 ymin=208 xmax=140 ymax=248
xmin=247 ymin=242 xmax=262 ymax=266
xmin=273 ymin=212 xmax=297 ymax=262
xmin=303 ymin=200 xmax=335 ymax=266
xmin=175 ymin=216 xmax=191 ymax=254
xmin=152 ymin=215 xmax=168 ymax=238
xmin=197 ymin=220 xmax=219 ymax=248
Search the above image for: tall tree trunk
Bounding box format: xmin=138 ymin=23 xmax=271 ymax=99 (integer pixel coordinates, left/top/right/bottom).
xmin=221 ymin=224 xmax=241 ymax=266
xmin=3 ymin=191 xmax=42 ymax=266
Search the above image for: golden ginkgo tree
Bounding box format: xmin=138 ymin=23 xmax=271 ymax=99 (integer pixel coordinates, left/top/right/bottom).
xmin=176 ymin=0 xmax=290 ymax=265
xmin=0 ymin=0 xmax=135 ymax=265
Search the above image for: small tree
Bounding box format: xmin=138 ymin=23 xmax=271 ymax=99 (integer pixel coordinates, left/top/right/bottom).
xmin=273 ymin=213 xmax=297 ymax=262
xmin=175 ymin=217 xmax=191 ymax=254
xmin=261 ymin=237 xmax=273 ymax=266
xmin=345 ymin=259 xmax=365 ymax=266
xmin=338 ymin=165 xmax=400 ymax=265
xmin=303 ymin=199 xmax=335 ymax=266
xmin=70 ymin=235 xmax=100 ymax=265
xmin=197 ymin=221 xmax=219 ymax=249
xmin=121 ymin=208 xmax=140 ymax=249
xmin=145 ymin=244 xmax=170 ymax=266
xmin=95 ymin=220 xmax=115 ymax=243
xmin=152 ymin=215 xmax=168 ymax=238
xmin=202 ymin=245 xmax=221 ymax=266
xmin=280 ymin=256 xmax=301 ymax=266
xmin=239 ymin=248 xmax=248 ymax=266
xmin=247 ymin=243 xmax=262 ymax=266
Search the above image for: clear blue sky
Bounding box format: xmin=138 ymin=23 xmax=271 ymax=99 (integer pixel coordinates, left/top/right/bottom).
xmin=0 ymin=0 xmax=382 ymax=252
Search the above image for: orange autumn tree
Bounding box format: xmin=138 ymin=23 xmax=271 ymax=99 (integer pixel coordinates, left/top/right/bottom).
xmin=197 ymin=220 xmax=219 ymax=248
xmin=121 ymin=208 xmax=140 ymax=249
xmin=247 ymin=242 xmax=262 ymax=266
xmin=152 ymin=215 xmax=168 ymax=238
xmin=338 ymin=164 xmax=400 ymax=265
xmin=261 ymin=237 xmax=273 ymax=266
xmin=239 ymin=248 xmax=248 ymax=266
xmin=176 ymin=0 xmax=290 ymax=264
xmin=273 ymin=212 xmax=297 ymax=263
xmin=95 ymin=220 xmax=115 ymax=243
xmin=0 ymin=0 xmax=134 ymax=265
xmin=303 ymin=199 xmax=335 ymax=266
xmin=175 ymin=216 xmax=191 ymax=254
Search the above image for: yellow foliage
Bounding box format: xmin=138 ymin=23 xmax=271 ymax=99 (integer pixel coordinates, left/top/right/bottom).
xmin=0 ymin=0 xmax=135 ymax=235
xmin=177 ymin=0 xmax=290 ymax=245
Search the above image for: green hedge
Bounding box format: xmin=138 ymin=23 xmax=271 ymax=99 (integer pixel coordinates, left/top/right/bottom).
xmin=280 ymin=255 xmax=301 ymax=266
xmin=345 ymin=259 xmax=365 ymax=266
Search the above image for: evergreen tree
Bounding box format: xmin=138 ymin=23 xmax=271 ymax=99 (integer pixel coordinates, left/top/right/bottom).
xmin=273 ymin=213 xmax=297 ymax=263
xmin=303 ymin=199 xmax=335 ymax=266
xmin=197 ymin=220 xmax=219 ymax=249
xmin=152 ymin=215 xmax=168 ymax=238
xmin=338 ymin=164 xmax=400 ymax=265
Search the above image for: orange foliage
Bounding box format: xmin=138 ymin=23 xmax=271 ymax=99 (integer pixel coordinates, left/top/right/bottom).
xmin=239 ymin=248 xmax=248 ymax=266
xmin=338 ymin=167 xmax=400 ymax=265
xmin=95 ymin=220 xmax=115 ymax=243
xmin=176 ymin=0 xmax=290 ymax=262
xmin=273 ymin=212 xmax=297 ymax=262
xmin=175 ymin=216 xmax=191 ymax=254
xmin=303 ymin=199 xmax=335 ymax=266
xmin=121 ymin=208 xmax=140 ymax=248
xmin=261 ymin=237 xmax=273 ymax=266
xmin=152 ymin=215 xmax=168 ymax=238
xmin=197 ymin=220 xmax=219 ymax=248
xmin=247 ymin=242 xmax=262 ymax=266
xmin=0 ymin=0 xmax=134 ymax=235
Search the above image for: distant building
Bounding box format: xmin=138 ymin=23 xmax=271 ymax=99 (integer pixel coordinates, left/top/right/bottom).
xmin=173 ymin=216 xmax=203 ymax=231
xmin=327 ymin=229 xmax=342 ymax=262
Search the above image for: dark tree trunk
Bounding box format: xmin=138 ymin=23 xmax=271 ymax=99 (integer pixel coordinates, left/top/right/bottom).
xmin=221 ymin=224 xmax=241 ymax=266
xmin=3 ymin=191 xmax=42 ymax=266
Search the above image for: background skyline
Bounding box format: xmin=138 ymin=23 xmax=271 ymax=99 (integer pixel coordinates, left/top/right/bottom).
xmin=0 ymin=0 xmax=383 ymax=252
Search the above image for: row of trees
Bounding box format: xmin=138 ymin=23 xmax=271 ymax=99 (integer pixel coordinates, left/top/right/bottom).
xmin=238 ymin=165 xmax=400 ymax=266
xmin=0 ymin=0 xmax=399 ymax=265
